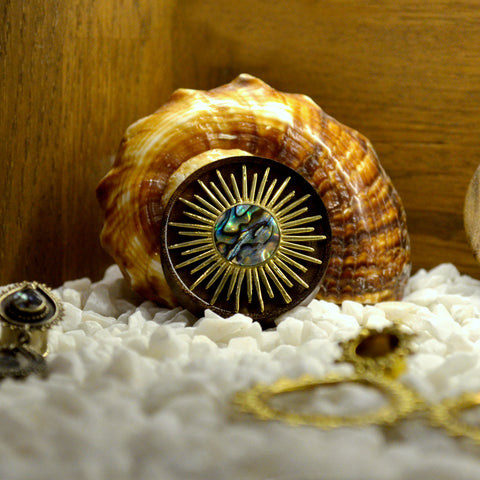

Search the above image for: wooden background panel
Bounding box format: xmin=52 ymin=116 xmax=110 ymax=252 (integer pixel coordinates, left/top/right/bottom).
xmin=172 ymin=0 xmax=480 ymax=278
xmin=0 ymin=0 xmax=175 ymax=286
xmin=2 ymin=0 xmax=480 ymax=288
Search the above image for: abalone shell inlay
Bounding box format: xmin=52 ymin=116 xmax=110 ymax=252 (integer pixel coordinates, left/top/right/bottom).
xmin=214 ymin=204 xmax=280 ymax=265
xmin=11 ymin=289 xmax=45 ymax=313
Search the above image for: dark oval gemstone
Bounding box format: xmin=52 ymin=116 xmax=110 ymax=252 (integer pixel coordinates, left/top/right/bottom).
xmin=355 ymin=333 xmax=400 ymax=358
xmin=1 ymin=286 xmax=53 ymax=325
xmin=11 ymin=289 xmax=46 ymax=313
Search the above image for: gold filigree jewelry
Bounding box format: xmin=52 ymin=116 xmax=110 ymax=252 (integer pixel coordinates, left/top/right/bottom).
xmin=339 ymin=324 xmax=413 ymax=379
xmin=428 ymin=392 xmax=480 ymax=444
xmin=0 ymin=281 xmax=64 ymax=359
xmin=234 ymin=372 xmax=421 ymax=429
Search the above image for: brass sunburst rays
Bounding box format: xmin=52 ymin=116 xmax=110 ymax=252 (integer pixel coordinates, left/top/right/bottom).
xmin=163 ymin=157 xmax=331 ymax=323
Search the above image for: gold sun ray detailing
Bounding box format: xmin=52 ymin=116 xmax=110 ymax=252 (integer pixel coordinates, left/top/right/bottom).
xmin=175 ymin=250 xmax=213 ymax=269
xmin=183 ymin=211 xmax=215 ymax=224
xmin=255 ymin=167 xmax=270 ymax=203
xmin=282 ymin=226 xmax=315 ymax=234
xmin=282 ymin=214 xmax=324 ymax=228
xmin=264 ymin=264 xmax=291 ymax=303
xmin=177 ymin=231 xmax=210 ymax=237
xmin=180 ymin=244 xmax=212 ymax=256
xmin=211 ymin=266 xmax=233 ymax=305
xmin=279 ymin=246 xmax=323 ymax=264
xmin=266 ymin=177 xmax=290 ymax=209
xmin=275 ymin=194 xmax=310 ymax=216
xmin=230 ymin=173 xmax=242 ymax=203
xmin=242 ymin=165 xmax=248 ymax=201
xmin=246 ymin=269 xmax=253 ymax=303
xmin=209 ymin=181 xmax=230 ymax=208
xmin=198 ymin=180 xmax=225 ymax=210
xmin=277 ymin=251 xmax=308 ymax=272
xmin=162 ymin=156 xmax=331 ymax=327
xmin=194 ymin=194 xmax=221 ymax=214
xmin=179 ymin=198 xmax=218 ymax=220
xmin=189 ymin=255 xmax=217 ymax=274
xmin=281 ymin=242 xmax=315 ymax=253
xmin=252 ymin=269 xmax=264 ymax=312
xmin=227 ymin=268 xmax=240 ymax=300
xmin=259 ymin=266 xmax=275 ymax=299
xmin=269 ymin=262 xmax=294 ymax=288
xmin=207 ymin=262 xmax=229 ymax=289
xmin=169 ymin=238 xmax=211 ymax=249
xmin=190 ymin=261 xmax=220 ymax=290
xmin=235 ymin=269 xmax=245 ymax=311
xmin=271 ymin=190 xmax=296 ymax=213
xmin=261 ymin=178 xmax=277 ymax=206
xmin=278 ymin=206 xmax=309 ymax=223
xmin=217 ymin=170 xmax=236 ymax=204
xmin=282 ymin=234 xmax=327 ymax=242
xmin=249 ymin=173 xmax=258 ymax=202
xmin=168 ymin=222 xmax=211 ymax=230
xmin=273 ymin=257 xmax=309 ymax=288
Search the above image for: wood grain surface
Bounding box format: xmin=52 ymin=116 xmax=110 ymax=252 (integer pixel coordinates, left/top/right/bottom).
xmin=2 ymin=0 xmax=480 ymax=288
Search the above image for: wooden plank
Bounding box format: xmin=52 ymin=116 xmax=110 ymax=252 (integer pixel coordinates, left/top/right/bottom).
xmin=172 ymin=0 xmax=480 ymax=279
xmin=173 ymin=0 xmax=480 ymax=145
xmin=0 ymin=0 xmax=174 ymax=286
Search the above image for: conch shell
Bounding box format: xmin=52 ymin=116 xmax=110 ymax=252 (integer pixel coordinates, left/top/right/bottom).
xmin=97 ymin=74 xmax=410 ymax=308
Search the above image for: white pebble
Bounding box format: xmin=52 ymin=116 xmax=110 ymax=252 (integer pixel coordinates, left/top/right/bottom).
xmin=195 ymin=312 xmax=257 ymax=343
xmin=148 ymin=327 xmax=188 ymax=360
xmin=227 ymin=336 xmax=258 ymax=352
xmin=404 ymin=288 xmax=439 ymax=306
xmin=276 ymin=317 xmax=304 ymax=345
xmin=2 ymin=262 xmax=480 ymax=479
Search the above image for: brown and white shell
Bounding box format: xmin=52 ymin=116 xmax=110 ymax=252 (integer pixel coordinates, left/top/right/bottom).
xmin=97 ymin=74 xmax=410 ymax=308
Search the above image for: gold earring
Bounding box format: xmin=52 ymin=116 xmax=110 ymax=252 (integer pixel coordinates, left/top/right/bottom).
xmin=234 ymin=322 xmax=420 ymax=429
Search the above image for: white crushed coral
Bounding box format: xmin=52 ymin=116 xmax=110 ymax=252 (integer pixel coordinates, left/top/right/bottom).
xmin=1 ymin=263 xmax=480 ymax=479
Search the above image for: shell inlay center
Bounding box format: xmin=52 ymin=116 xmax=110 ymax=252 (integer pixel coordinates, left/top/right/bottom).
xmin=214 ymin=203 xmax=280 ymax=266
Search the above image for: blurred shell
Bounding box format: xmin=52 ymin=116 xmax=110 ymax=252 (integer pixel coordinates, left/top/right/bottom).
xmin=464 ymin=164 xmax=480 ymax=261
xmin=97 ymin=74 xmax=410 ymax=307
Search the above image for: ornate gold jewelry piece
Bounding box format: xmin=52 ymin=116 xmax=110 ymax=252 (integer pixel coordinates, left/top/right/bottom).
xmin=233 ymin=324 xmax=419 ymax=429
xmin=234 ymin=372 xmax=421 ymax=429
xmin=428 ymin=392 xmax=480 ymax=444
xmin=339 ymin=324 xmax=413 ymax=379
xmin=0 ymin=281 xmax=64 ymax=363
xmin=161 ymin=156 xmax=331 ymax=328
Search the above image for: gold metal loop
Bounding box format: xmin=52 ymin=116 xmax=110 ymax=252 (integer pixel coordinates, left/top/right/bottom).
xmin=234 ymin=372 xmax=422 ymax=429
xmin=428 ymin=392 xmax=480 ymax=444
